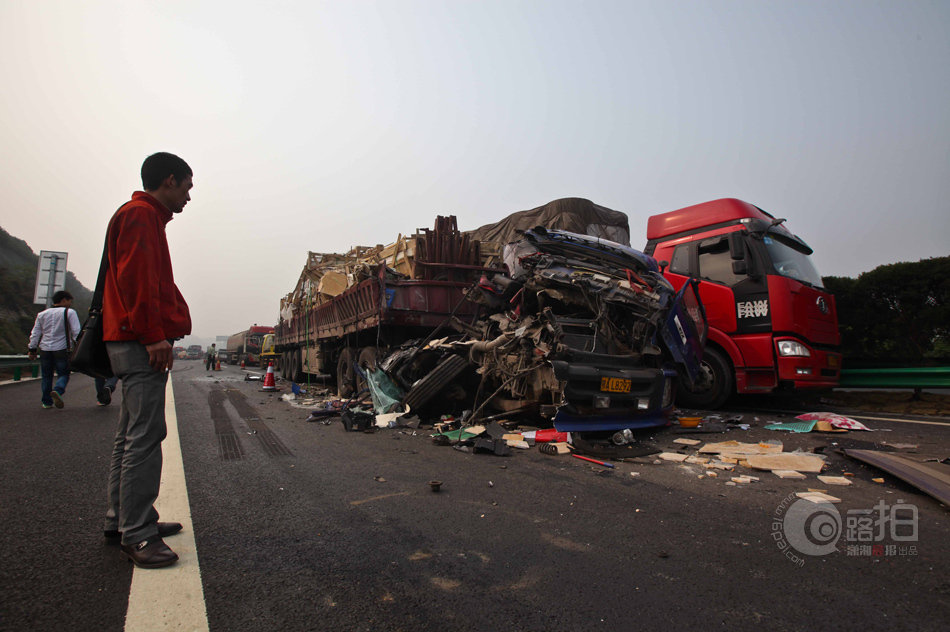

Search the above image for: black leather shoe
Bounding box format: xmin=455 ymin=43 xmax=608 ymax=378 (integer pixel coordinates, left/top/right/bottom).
xmin=120 ymin=538 xmax=179 ymax=568
xmin=105 ymin=521 xmax=183 ymax=544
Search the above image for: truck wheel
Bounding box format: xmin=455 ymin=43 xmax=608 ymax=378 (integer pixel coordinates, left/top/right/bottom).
xmin=403 ymin=354 xmax=469 ymax=411
xmin=355 ymin=347 xmax=378 ymax=394
xmin=337 ymin=348 xmax=357 ymax=398
xmin=675 ymin=347 xmax=732 ymax=410
xmin=292 ymin=349 xmax=305 ymax=383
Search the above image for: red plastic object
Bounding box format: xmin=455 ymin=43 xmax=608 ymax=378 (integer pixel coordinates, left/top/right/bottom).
xmin=571 ymin=454 xmax=615 ymax=468
xmin=523 ymin=429 xmax=569 ymax=443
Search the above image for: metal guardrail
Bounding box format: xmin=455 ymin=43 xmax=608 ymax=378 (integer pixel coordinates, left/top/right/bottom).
xmin=839 ymin=367 xmax=950 ymax=390
xmin=0 ymin=355 xmax=40 ymax=381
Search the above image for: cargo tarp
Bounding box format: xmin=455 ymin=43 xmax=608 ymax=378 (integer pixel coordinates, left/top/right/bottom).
xmin=465 ymin=197 xmax=631 ymax=247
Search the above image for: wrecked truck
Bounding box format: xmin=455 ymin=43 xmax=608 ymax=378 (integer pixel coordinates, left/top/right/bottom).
xmin=379 ymin=227 xmax=709 ymax=432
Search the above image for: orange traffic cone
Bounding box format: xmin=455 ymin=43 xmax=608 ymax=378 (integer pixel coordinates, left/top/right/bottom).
xmin=240 ymin=359 xmax=246 ymax=369
xmin=215 ymin=359 xmax=221 ymax=371
xmin=261 ymin=362 xmax=277 ymax=391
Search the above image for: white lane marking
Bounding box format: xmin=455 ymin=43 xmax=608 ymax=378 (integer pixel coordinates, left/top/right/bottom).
xmin=125 ymin=375 xmax=209 ymax=632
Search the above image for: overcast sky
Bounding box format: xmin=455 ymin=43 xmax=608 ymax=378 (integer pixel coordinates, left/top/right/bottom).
xmin=1 ymin=0 xmax=947 ymax=344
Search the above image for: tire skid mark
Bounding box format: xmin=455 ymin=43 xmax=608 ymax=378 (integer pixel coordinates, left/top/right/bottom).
xmin=224 ymin=388 xmax=293 ymax=457
xmin=209 ymin=388 xmax=244 ymax=460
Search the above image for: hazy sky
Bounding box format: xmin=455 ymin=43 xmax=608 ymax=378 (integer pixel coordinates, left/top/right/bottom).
xmin=2 ymin=0 xmax=947 ymax=344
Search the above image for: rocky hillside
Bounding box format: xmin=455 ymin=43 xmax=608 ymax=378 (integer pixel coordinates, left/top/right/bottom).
xmin=0 ymin=227 xmax=92 ymax=354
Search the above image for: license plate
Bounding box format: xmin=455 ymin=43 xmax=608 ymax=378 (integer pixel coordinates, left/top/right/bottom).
xmin=600 ymin=377 xmax=631 ymax=393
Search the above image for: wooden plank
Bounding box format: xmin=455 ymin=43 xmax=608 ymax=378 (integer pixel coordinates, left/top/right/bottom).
xmin=817 ymin=475 xmax=853 ymax=486
xmin=796 ymin=491 xmax=841 ymax=504
xmin=746 ymin=453 xmax=826 ymax=473
xmin=773 ymin=470 xmax=807 ymax=479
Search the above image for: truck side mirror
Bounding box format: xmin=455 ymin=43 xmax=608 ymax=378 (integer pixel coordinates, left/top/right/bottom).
xmin=658 ymin=260 xmax=669 ymax=273
xmin=728 ymin=233 xmax=745 ymax=260
xmin=732 ymin=260 xmax=748 ymax=275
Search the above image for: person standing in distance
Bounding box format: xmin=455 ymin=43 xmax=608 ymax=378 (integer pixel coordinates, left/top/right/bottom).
xmin=27 ymin=290 xmax=81 ymax=409
xmin=205 ymin=343 xmax=217 ymax=371
xmin=101 ymin=152 xmax=193 ymax=568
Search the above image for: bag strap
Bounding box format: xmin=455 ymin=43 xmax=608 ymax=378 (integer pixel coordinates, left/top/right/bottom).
xmin=90 ymin=233 xmax=110 ymax=311
xmin=63 ymin=307 xmax=72 ymax=352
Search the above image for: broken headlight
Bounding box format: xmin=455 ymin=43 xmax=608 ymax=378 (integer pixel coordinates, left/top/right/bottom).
xmin=777 ymin=340 xmax=811 ymax=357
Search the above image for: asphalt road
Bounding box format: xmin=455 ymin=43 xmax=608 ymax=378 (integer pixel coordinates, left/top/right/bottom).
xmin=1 ymin=363 xmax=948 ymax=631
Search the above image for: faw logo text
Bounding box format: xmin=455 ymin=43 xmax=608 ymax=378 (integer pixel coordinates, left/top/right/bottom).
xmin=737 ymin=300 xmax=769 ymax=319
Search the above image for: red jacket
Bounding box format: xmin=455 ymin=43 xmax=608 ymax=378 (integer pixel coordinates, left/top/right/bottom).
xmin=103 ymin=192 xmax=192 ymax=344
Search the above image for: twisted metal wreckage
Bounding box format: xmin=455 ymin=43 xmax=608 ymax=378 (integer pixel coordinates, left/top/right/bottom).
xmin=274 ymin=201 xmax=708 ymax=437
xmin=373 ymin=227 xmax=708 ymax=433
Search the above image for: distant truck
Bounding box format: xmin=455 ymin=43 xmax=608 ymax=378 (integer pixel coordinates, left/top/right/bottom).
xmin=214 ymin=336 xmax=230 ymax=363
xmin=274 ymin=216 xmax=483 ymax=394
xmin=644 ymin=198 xmax=841 ymax=408
xmin=186 ymin=345 xmax=203 ymax=360
xmin=227 ymin=326 xmax=275 ymax=367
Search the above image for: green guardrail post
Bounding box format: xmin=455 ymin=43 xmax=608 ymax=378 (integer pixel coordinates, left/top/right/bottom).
xmin=32 ymin=364 xmax=39 ymax=378
xmin=13 ymin=367 xmax=21 ymax=381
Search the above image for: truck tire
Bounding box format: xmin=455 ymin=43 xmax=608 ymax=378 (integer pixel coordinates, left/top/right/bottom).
xmin=292 ymin=349 xmax=305 ymax=383
xmin=337 ymin=348 xmax=357 ymax=398
xmin=355 ymin=347 xmax=378 ymax=394
xmin=403 ymin=354 xmax=469 ymax=411
xmin=674 ymin=346 xmax=733 ymax=410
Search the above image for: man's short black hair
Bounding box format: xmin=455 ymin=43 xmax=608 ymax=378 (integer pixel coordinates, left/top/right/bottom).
xmin=52 ymin=290 xmax=73 ymax=303
xmin=141 ymin=152 xmax=193 ymax=191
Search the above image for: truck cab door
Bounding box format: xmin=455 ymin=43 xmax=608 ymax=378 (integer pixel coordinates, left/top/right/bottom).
xmin=659 ymin=279 xmax=708 ymax=386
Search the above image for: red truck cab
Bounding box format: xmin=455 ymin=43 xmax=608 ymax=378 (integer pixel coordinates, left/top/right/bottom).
xmin=644 ymin=198 xmax=841 ymax=408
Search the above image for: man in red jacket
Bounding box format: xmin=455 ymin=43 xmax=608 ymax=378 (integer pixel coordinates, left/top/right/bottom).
xmin=102 ymin=152 xmax=193 ymax=568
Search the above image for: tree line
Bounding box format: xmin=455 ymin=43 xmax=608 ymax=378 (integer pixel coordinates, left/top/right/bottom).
xmin=823 ymin=256 xmax=949 ymax=367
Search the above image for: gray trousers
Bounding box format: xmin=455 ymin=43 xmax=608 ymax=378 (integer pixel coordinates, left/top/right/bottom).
xmin=104 ymin=341 xmax=168 ymax=545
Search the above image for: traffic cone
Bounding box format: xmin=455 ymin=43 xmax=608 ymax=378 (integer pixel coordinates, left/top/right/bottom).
xmin=261 ymin=362 xmax=277 ymax=391
xmin=215 ymin=359 xmax=221 ymax=371
xmin=240 ymin=359 xmax=246 ymax=369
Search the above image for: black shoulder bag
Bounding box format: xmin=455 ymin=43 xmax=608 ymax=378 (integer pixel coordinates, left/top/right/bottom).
xmin=71 ymin=236 xmax=114 ymax=379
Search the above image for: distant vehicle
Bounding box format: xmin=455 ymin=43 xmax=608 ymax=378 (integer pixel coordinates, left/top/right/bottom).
xmin=186 ymin=345 xmax=203 ymax=360
xmin=644 ymin=198 xmax=841 ymax=408
xmin=173 ymin=346 xmax=186 ymax=360
xmin=214 ymin=336 xmax=230 ymax=363
xmin=227 ymin=326 xmax=274 ymax=366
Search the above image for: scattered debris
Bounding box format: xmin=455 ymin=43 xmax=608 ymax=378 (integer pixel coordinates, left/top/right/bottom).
xmin=745 ymin=453 xmax=825 ymax=473
xmin=773 ymin=470 xmax=807 ymax=480
xmin=796 ymin=412 xmax=872 ymax=431
xmin=817 ymin=475 xmax=853 ymax=486
xmin=673 ymin=438 xmax=702 ymax=446
xmin=572 ymin=454 xmax=615 ymax=469
xmin=844 ymin=449 xmax=950 ymax=507
xmin=429 ymin=480 xmax=442 ymax=492
xmin=731 ymin=475 xmax=758 ymax=484
xmin=872 ymin=478 xmax=885 ymax=484
xmin=698 ymin=440 xmax=783 ymax=458
xmin=658 ymin=452 xmax=689 ymax=462
xmin=795 ymin=491 xmax=841 ymax=504
xmin=764 ymin=420 xmax=817 ymax=433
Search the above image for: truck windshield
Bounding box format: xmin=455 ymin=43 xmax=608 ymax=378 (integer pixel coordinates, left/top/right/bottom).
xmin=762 ymin=235 xmax=824 ymax=288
